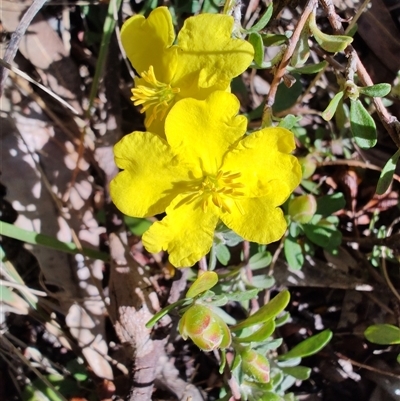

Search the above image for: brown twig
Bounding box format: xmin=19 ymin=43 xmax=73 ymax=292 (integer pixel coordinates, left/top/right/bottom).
xmin=335 ymin=352 xmax=400 ymax=379
xmin=319 ymin=0 xmax=400 ymax=149
xmin=263 ymin=0 xmax=318 ymax=123
xmin=0 ymin=0 xmax=48 ymax=96
xmin=318 ymin=159 xmax=400 ymax=184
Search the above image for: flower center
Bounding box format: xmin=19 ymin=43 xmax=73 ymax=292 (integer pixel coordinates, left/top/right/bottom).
xmin=198 ymin=170 xmax=245 ymax=213
xmin=131 ymin=66 xmax=180 ymax=125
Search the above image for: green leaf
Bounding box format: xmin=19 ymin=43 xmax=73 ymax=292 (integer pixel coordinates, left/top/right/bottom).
xmin=250 ymin=274 xmax=275 ymax=289
xmin=248 ymin=3 xmax=273 ymax=32
xmin=248 ymin=32 xmax=265 ymax=66
xmin=262 ymin=33 xmax=288 ymax=47
xmin=359 ymin=83 xmax=391 ymax=98
xmin=316 ymin=193 xmax=346 ymax=216
xmin=278 ymin=114 xmax=302 ymax=130
xmin=237 ymin=319 xmax=276 ymax=343
xmin=225 ymin=289 xmax=260 ymax=302
xmin=0 ymin=222 xmax=109 ymax=262
xmin=397 ymin=353 xmax=400 ymax=364
xmin=364 ymin=324 xmax=400 ymax=345
xmin=284 ymin=236 xmax=304 ymax=270
xmin=66 ymin=359 xmax=88 ymax=382
xmin=281 ymin=366 xmax=312 ymax=380
xmin=260 ymin=392 xmax=283 ymax=401
xmin=275 ymin=311 xmax=291 ymax=327
xmin=290 ymin=26 xmax=310 ymax=67
xmin=257 ymin=338 xmax=283 ymax=352
xmin=303 ymin=222 xmax=342 ymax=250
xmin=124 ymin=216 xmax=152 ymax=236
xmin=289 ymin=61 xmax=328 ymax=74
xmin=215 ymin=226 xmax=243 ymax=246
xmin=322 ymin=91 xmax=344 ymax=121
xmin=186 ymin=271 xmax=218 ymax=298
xmin=248 ymin=251 xmax=272 ymax=270
xmin=202 ymin=0 xmax=220 ymax=13
xmin=215 ymin=244 xmax=231 ymax=266
xmin=376 ymin=149 xmax=400 ymax=195
xmin=350 ymin=99 xmax=377 ymax=149
xmin=231 ymin=290 xmax=290 ymax=331
xmin=308 ymin=12 xmax=353 ymax=52
xmin=279 ymin=329 xmax=332 ymax=360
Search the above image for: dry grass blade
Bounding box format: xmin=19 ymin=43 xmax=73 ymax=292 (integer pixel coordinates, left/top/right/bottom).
xmin=0 ymin=0 xmax=47 ymax=95
xmin=0 ymin=58 xmax=80 ymax=115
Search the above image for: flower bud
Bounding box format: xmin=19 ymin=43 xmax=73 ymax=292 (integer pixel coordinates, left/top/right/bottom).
xmin=178 ymin=304 xmax=231 ymax=352
xmin=241 ymin=348 xmax=270 ymax=383
xmin=288 ymin=194 xmax=317 ymax=224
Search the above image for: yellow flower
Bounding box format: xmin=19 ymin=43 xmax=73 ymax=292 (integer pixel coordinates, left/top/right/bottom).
xmin=121 ymin=7 xmax=254 ymax=135
xmin=110 ymin=91 xmax=301 ymax=267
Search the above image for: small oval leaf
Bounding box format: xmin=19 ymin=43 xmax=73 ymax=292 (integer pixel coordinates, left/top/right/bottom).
xmin=237 ymin=319 xmax=276 ymax=343
xmin=322 ymin=91 xmax=344 ymax=121
xmin=284 ymin=236 xmax=304 ymax=270
xmin=279 ymin=329 xmax=332 ymax=360
xmin=309 ymin=12 xmax=353 ymax=52
xmin=290 ymin=26 xmax=310 ymax=67
xmin=186 ymin=271 xmax=218 ymax=298
xmin=248 ymin=3 xmax=273 ymax=32
xmin=248 ymin=32 xmax=265 ymax=66
xmin=364 ymin=324 xmax=400 ymax=345
xmin=231 ymin=290 xmax=290 ymax=331
xmin=376 ymin=149 xmax=400 ymax=195
xmin=358 ymin=83 xmax=391 ymax=98
xmin=281 ymin=366 xmax=312 ymax=380
xmin=350 ymin=99 xmax=377 ymax=149
xmin=289 ymin=60 xmax=328 ymax=74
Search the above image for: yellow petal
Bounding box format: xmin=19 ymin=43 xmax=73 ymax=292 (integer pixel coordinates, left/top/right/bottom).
xmin=110 ymin=132 xmax=192 ymax=217
xmin=165 ymin=91 xmax=247 ymax=174
xmin=222 ymin=127 xmax=301 ymax=197
xmin=142 ymin=194 xmax=220 ymax=267
xmin=175 ymin=14 xmax=254 ymax=88
xmin=121 ymin=7 xmax=177 ymax=82
xmin=221 ymin=196 xmax=289 ymax=244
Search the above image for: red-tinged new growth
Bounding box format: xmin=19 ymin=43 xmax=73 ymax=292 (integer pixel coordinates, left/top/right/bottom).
xmin=178 ymin=304 xmax=231 ymax=352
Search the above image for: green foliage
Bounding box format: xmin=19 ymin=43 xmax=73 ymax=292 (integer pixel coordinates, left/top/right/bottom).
xmin=349 ymin=98 xmax=377 ymax=148
xmin=322 ymin=91 xmax=344 ymax=121
xmin=248 ymin=32 xmax=265 ymax=67
xmin=364 ymin=324 xmax=400 ymax=345
xmin=279 ymin=330 xmax=333 ymax=360
xmin=358 ymin=83 xmax=391 ymax=98
xmin=246 ymin=3 xmax=273 ymax=33
xmin=231 ymin=290 xmax=290 ymax=331
xmin=124 ymin=216 xmax=152 ymax=236
xmin=186 ymin=271 xmax=218 ymax=298
xmin=376 ymin=149 xmax=400 ymax=195
xmin=284 ymin=236 xmax=304 ymax=270
xmin=308 ymin=12 xmax=353 ymax=53
xmin=1 ymin=222 xmax=109 ymax=261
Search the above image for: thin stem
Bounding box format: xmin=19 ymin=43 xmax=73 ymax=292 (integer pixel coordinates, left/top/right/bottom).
xmin=319 ymin=0 xmax=400 ymax=149
xmin=198 ymin=256 xmax=208 ymax=272
xmin=262 ymin=0 xmax=318 ymax=124
xmin=335 ymin=352 xmax=400 ymax=379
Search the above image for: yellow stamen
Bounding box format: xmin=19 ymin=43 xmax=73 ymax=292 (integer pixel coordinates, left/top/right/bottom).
xmin=131 ymin=66 xmax=180 ymax=125
xmin=194 ymin=170 xmax=244 ymax=214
